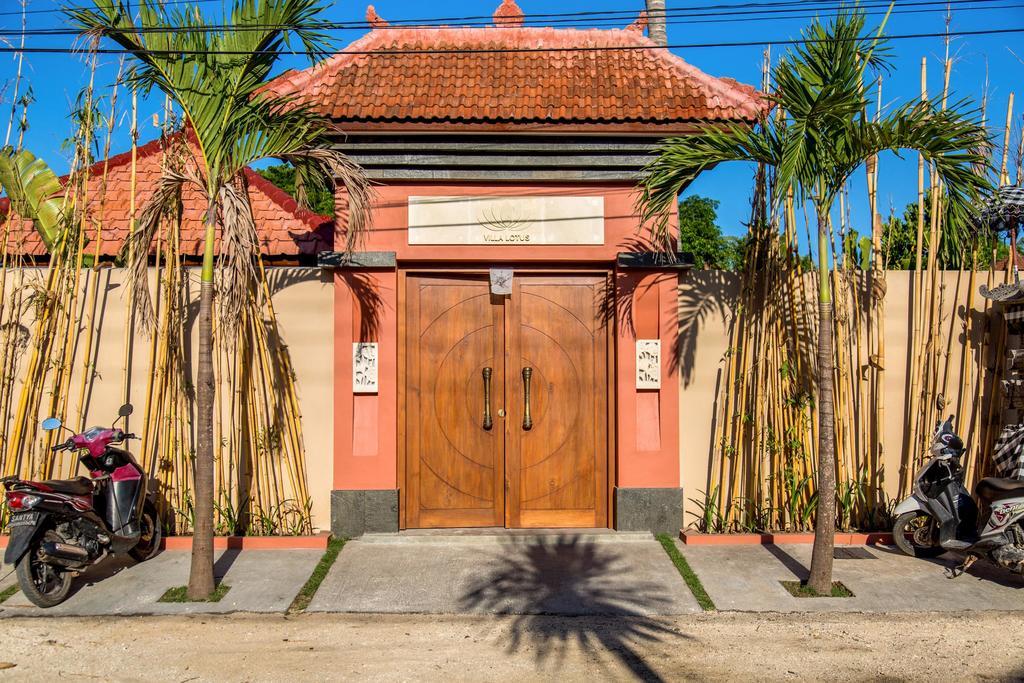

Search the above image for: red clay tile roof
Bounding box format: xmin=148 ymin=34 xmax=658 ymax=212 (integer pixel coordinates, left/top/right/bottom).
xmin=1 ymin=136 xmax=332 ymax=259
xmin=266 ymin=6 xmax=765 ymax=131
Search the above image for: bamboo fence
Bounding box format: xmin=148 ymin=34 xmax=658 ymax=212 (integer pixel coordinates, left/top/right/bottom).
xmin=0 ymin=61 xmax=314 ymax=536
xmin=698 ymin=61 xmax=1015 ymax=534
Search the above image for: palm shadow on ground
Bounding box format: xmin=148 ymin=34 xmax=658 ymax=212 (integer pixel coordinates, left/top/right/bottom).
xmin=458 ymin=535 xmax=693 ymax=682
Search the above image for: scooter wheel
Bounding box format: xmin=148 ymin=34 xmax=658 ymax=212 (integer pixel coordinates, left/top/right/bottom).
xmin=16 ymin=532 xmax=74 ymax=608
xmin=129 ymin=501 xmax=163 ymax=562
xmin=893 ymin=511 xmax=945 ymax=558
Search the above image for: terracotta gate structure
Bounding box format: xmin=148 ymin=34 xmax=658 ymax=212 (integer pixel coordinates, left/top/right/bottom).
xmin=327 ymin=183 xmax=689 ymax=534
xmin=266 ymin=0 xmax=764 ymax=535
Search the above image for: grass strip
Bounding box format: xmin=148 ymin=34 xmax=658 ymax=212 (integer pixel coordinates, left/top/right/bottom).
xmin=656 ymin=533 xmax=716 ymax=611
xmin=0 ymin=584 xmax=17 ymax=604
xmin=288 ymin=537 xmax=346 ymax=613
xmin=780 ymin=580 xmax=854 ymax=598
xmin=159 ymin=583 xmax=231 ymax=603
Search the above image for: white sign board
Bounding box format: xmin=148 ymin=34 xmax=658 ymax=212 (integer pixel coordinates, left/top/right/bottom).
xmin=490 ymin=268 xmax=513 ymax=296
xmin=408 ymin=195 xmax=604 ymax=245
xmin=636 ymin=340 xmax=661 ymax=390
xmin=353 ymin=342 xmax=379 ymax=394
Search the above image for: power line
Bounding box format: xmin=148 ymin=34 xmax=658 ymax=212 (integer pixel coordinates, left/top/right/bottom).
xmin=7 ymin=0 xmax=1017 ymax=35
xmin=0 ymin=0 xmax=1009 ymax=24
xmin=0 ymin=25 xmax=1020 ymax=55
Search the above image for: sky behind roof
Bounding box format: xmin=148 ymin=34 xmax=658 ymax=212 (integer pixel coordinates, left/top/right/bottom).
xmin=0 ymin=0 xmax=1022 ymax=253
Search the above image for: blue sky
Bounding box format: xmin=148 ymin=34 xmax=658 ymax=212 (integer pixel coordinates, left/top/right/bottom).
xmin=1 ymin=0 xmax=1022 ymax=250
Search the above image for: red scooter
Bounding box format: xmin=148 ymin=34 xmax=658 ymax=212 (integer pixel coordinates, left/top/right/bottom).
xmin=2 ymin=404 xmax=161 ymax=607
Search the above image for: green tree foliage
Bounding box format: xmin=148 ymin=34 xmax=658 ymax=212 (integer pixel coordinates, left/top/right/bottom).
xmin=258 ymin=163 xmax=334 ymax=216
xmin=880 ymin=191 xmax=1007 ymax=269
xmin=677 ymin=194 xmax=746 ymax=269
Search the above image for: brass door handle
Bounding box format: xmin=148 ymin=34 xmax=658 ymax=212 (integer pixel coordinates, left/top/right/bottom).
xmin=482 ymin=367 xmax=493 ymax=431
xmin=522 ymin=367 xmax=533 ymax=431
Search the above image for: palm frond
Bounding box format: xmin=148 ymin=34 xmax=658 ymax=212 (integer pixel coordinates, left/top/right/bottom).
xmin=639 ymin=125 xmax=778 ymax=241
xmin=216 ymin=176 xmax=260 ymax=333
xmin=283 ymin=148 xmax=374 ymax=251
xmin=122 ymin=168 xmax=194 ymax=331
xmin=0 ymin=146 xmax=68 ymax=249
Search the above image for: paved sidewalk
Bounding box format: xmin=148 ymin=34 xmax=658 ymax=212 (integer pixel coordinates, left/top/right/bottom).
xmin=308 ymin=530 xmax=700 ymax=615
xmin=679 ymin=541 xmax=1024 ymax=612
xmin=0 ymin=549 xmax=321 ymax=616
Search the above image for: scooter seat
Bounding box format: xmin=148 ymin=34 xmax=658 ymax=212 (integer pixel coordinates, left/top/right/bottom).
xmin=34 ymin=477 xmax=94 ymax=496
xmin=975 ymin=477 xmax=1024 ymax=502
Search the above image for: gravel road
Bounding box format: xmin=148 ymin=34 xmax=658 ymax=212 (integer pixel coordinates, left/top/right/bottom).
xmin=0 ymin=611 xmax=1021 ymax=681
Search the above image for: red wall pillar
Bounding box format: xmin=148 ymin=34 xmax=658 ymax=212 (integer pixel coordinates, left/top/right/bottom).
xmin=333 ymin=270 xmax=398 ymax=491
xmin=615 ymin=270 xmax=680 ymax=488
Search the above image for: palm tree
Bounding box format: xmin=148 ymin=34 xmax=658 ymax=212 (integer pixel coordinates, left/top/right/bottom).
xmin=640 ymin=11 xmax=990 ymax=594
xmin=68 ymin=0 xmax=371 ymax=599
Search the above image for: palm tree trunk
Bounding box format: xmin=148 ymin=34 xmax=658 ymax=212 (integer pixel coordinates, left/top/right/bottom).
xmin=187 ymin=202 xmax=217 ymax=600
xmin=645 ymin=0 xmax=667 ymax=46
xmin=808 ymin=205 xmax=837 ymax=595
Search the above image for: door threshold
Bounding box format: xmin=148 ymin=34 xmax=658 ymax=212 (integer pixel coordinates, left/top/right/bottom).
xmin=359 ymin=528 xmax=653 ymax=544
xmin=400 ymin=527 xmax=616 ymax=536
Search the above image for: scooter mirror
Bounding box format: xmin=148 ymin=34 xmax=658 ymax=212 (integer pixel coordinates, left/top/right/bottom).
xmin=41 ymin=417 xmax=62 ymax=431
xmin=117 ymin=403 xmax=134 ymax=418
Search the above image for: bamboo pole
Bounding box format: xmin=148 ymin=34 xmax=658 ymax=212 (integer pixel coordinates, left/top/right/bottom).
xmin=121 ymin=87 xmax=139 ymax=408
xmin=3 ymin=0 xmax=27 ymax=148
xmin=1000 ymin=93 xmax=1015 ymax=186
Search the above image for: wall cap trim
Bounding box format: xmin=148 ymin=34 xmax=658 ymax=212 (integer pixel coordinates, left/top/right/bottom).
xmin=319 ymin=251 xmax=397 ymax=269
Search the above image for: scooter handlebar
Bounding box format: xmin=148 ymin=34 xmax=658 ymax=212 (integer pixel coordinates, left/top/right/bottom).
xmin=50 ymin=439 xmax=72 ymax=453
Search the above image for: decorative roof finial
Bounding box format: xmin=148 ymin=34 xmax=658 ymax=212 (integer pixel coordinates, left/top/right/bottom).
xmin=366 ymin=5 xmax=388 ymax=28
xmin=626 ymin=10 xmax=649 ymax=34
xmin=493 ymin=0 xmax=525 ymax=27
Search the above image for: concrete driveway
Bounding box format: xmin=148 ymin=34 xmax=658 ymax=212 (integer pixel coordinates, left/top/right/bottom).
xmin=0 ymin=549 xmax=321 ymax=616
xmin=679 ymin=541 xmax=1024 ymax=612
xmin=308 ymin=530 xmax=700 ymax=615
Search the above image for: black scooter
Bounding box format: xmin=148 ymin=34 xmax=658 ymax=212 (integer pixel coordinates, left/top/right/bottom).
xmin=3 ymin=404 xmax=161 ymax=607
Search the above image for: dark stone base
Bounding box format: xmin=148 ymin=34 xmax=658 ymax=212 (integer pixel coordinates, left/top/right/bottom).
xmin=615 ymin=487 xmax=683 ymax=536
xmin=331 ymin=489 xmax=399 ymax=538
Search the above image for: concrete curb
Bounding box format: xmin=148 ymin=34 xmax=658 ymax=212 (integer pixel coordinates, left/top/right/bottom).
xmin=680 ymin=531 xmax=895 ymax=546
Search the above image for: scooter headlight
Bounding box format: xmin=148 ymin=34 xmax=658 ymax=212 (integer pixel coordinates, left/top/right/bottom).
xmin=7 ymin=492 xmax=41 ymax=511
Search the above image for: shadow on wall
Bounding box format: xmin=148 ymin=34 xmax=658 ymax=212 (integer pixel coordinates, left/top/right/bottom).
xmin=458 ymin=535 xmax=690 ymax=682
xmin=674 ymin=269 xmax=740 ymax=387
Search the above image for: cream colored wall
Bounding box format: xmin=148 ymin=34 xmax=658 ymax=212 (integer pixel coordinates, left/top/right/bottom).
xmin=0 ymin=267 xmax=334 ymax=533
xmin=677 ymin=269 xmax=995 ymax=527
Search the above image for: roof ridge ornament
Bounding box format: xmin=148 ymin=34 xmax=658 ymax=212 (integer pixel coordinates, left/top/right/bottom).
xmin=626 ymin=10 xmax=649 ymax=34
xmin=366 ymin=5 xmax=388 ymax=28
xmin=493 ymin=0 xmax=525 ymax=27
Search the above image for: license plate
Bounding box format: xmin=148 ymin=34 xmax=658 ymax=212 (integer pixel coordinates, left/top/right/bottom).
xmin=7 ymin=512 xmax=39 ymax=529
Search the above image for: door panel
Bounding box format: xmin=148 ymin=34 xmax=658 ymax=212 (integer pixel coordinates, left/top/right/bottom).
xmin=406 ymin=275 xmax=505 ymax=528
xmin=506 ymin=276 xmax=608 ymax=528
xmin=404 ymin=271 xmax=609 ymax=529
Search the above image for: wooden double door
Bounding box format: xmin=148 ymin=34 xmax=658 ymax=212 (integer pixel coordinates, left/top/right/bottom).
xmin=405 ymin=272 xmax=610 ymax=528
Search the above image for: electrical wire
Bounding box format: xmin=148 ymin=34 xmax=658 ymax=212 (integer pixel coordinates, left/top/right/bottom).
xmin=0 ymin=0 xmax=1013 ymax=25
xmin=5 ymin=0 xmax=1018 ymax=35
xmin=0 ymin=25 xmax=1019 ymax=55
